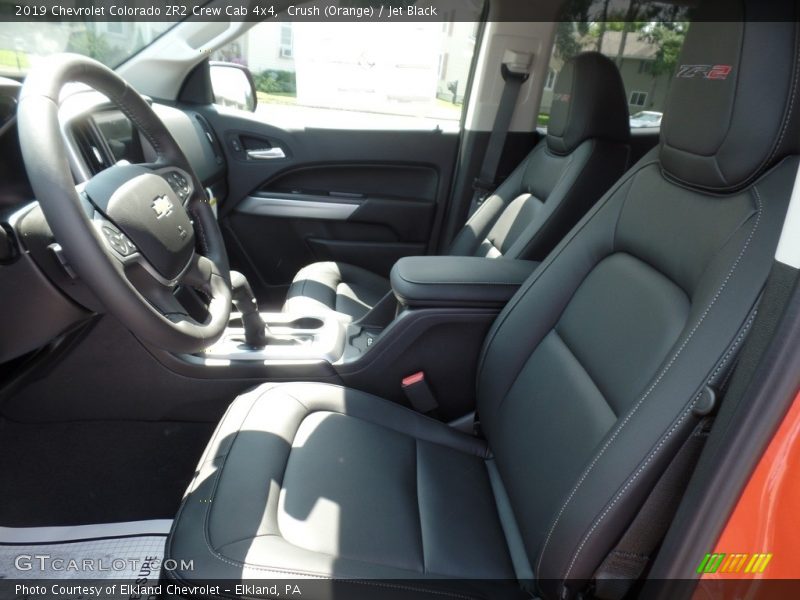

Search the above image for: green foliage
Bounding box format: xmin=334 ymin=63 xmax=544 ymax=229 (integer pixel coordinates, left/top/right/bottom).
xmin=601 ymin=20 xmax=647 ymax=34
xmin=554 ymin=0 xmax=593 ymax=60
xmin=66 ymin=30 xmax=124 ymax=67
xmin=254 ymin=70 xmax=297 ymax=95
xmin=639 ymin=22 xmax=689 ymax=76
xmin=554 ymin=22 xmax=589 ymax=60
xmin=0 ymin=49 xmax=28 ymax=70
xmin=554 ymin=0 xmax=688 ymax=82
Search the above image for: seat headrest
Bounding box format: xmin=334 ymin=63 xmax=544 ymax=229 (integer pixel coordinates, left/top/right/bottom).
xmin=660 ymin=5 xmax=800 ymax=192
xmin=546 ymin=51 xmax=630 ymax=155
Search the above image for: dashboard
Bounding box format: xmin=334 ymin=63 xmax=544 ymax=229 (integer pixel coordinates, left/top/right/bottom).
xmin=0 ymin=78 xmax=32 ymax=207
xmin=0 ymin=78 xmax=225 ymax=208
xmin=57 ymin=87 xmax=225 ymax=187
xmin=90 ymin=109 xmax=147 ymax=164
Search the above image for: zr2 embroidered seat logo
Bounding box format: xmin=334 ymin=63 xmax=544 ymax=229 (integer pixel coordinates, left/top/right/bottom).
xmin=676 ymin=65 xmax=733 ymax=80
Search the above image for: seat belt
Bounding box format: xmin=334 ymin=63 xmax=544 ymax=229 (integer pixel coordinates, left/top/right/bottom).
xmin=592 ymin=415 xmax=714 ymax=600
xmin=590 ymin=264 xmax=795 ymax=599
xmin=468 ymin=50 xmax=532 ymax=218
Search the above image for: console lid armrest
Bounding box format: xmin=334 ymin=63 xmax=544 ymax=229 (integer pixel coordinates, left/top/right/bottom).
xmin=391 ymin=256 xmax=539 ymax=309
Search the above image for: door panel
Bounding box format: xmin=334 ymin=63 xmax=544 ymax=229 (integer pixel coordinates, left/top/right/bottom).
xmin=198 ymin=108 xmax=460 ymax=306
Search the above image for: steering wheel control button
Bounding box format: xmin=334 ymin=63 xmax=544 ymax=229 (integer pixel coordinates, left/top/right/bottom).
xmin=165 ymin=171 xmax=191 ymax=202
xmin=101 ymin=225 xmax=135 ymax=257
xmin=100 ymin=171 xmax=195 ymax=280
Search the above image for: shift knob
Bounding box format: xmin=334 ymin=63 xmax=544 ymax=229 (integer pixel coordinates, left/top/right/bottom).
xmin=229 ymin=271 xmax=269 ymax=348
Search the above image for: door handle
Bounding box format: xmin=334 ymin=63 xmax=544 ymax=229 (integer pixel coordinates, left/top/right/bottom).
xmin=247 ymin=147 xmax=286 ymax=160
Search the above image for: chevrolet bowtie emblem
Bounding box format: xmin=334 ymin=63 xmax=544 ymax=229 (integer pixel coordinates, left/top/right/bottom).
xmin=151 ymin=195 xmax=174 ymax=219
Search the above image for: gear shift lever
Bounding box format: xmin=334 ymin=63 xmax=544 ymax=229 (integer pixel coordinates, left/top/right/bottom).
xmin=229 ymin=271 xmax=269 ymax=348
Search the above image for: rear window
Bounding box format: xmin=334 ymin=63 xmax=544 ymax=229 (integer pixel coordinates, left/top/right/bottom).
xmin=539 ymin=0 xmax=689 ymax=130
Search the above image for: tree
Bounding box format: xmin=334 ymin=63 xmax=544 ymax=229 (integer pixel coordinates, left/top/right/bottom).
xmin=254 ymin=70 xmax=297 ymax=95
xmin=639 ymin=22 xmax=688 ymax=77
xmin=553 ymin=0 xmax=593 ymax=60
xmin=66 ymin=29 xmax=124 ymax=67
xmin=595 ymin=0 xmax=612 ymax=52
xmin=638 ymin=22 xmax=688 ymax=108
xmin=554 ymin=22 xmax=587 ymax=61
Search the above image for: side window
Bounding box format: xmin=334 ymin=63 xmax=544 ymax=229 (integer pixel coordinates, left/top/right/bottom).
xmin=539 ymin=0 xmax=689 ymax=130
xmin=545 ymin=68 xmax=557 ymax=90
xmin=212 ymin=6 xmax=483 ymax=131
xmin=279 ymin=24 xmax=294 ymax=59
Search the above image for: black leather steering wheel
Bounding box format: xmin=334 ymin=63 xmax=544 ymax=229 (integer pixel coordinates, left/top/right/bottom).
xmin=18 ymin=54 xmax=231 ymax=354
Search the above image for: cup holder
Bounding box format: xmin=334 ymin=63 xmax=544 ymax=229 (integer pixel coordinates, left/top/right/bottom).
xmin=227 ymin=314 xmax=326 ymax=332
xmin=285 ymin=317 xmax=325 ymax=330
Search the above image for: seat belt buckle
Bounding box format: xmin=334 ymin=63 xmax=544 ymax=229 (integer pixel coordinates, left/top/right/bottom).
xmin=402 ymin=371 xmax=439 ymax=415
xmin=472 ymin=177 xmax=494 ymax=193
xmin=472 ymin=177 xmax=495 ymax=207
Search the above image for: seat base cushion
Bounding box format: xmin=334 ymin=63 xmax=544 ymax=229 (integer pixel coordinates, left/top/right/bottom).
xmin=283 ymin=262 xmax=391 ymax=320
xmin=166 ymin=383 xmax=525 ymax=599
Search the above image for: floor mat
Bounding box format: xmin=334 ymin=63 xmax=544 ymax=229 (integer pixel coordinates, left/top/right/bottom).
xmin=0 ymin=520 xmax=170 ymax=583
xmin=0 ymin=419 xmax=212 ymax=527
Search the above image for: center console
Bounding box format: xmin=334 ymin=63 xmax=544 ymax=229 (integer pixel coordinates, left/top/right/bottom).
xmin=202 ymin=312 xmax=345 ymax=363
xmin=176 ymin=256 xmax=539 ymax=420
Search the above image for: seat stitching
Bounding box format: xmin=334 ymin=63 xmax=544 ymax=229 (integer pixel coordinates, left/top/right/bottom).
xmin=216 ymin=532 xmax=284 ymax=551
xmin=267 ymin=381 xmax=488 ymax=457
xmin=187 ymin=206 xmax=210 ymax=254
xmin=265 ymin=382 xmax=489 ymax=458
xmin=551 ymin=328 xmax=617 ymax=418
xmin=483 ymin=177 xmax=637 ymax=419
xmin=535 ymin=186 xmax=763 ymax=577
xmin=563 ymin=306 xmax=758 ymax=582
xmin=477 ymin=159 xmax=659 ymax=387
xmin=197 ymin=388 xmax=486 ymax=600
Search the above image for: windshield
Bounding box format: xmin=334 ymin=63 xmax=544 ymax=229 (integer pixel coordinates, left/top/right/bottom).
xmin=0 ymin=22 xmax=175 ymax=77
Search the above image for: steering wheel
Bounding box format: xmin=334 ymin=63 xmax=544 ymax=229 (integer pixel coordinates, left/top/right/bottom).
xmin=17 ymin=54 xmax=231 ymax=354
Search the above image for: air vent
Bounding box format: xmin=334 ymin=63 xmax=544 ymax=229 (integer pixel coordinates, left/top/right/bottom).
xmin=71 ymin=119 xmax=108 ymax=176
xmin=194 ymin=114 xmax=224 ymax=165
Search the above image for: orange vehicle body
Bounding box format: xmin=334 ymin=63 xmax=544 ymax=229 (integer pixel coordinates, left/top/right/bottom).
xmin=699 ymin=389 xmax=800 ymax=586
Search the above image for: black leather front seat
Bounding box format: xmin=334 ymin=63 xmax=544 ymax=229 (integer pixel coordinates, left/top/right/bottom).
xmin=283 ymin=51 xmax=630 ymax=320
xmin=167 ymin=15 xmax=800 ymax=600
